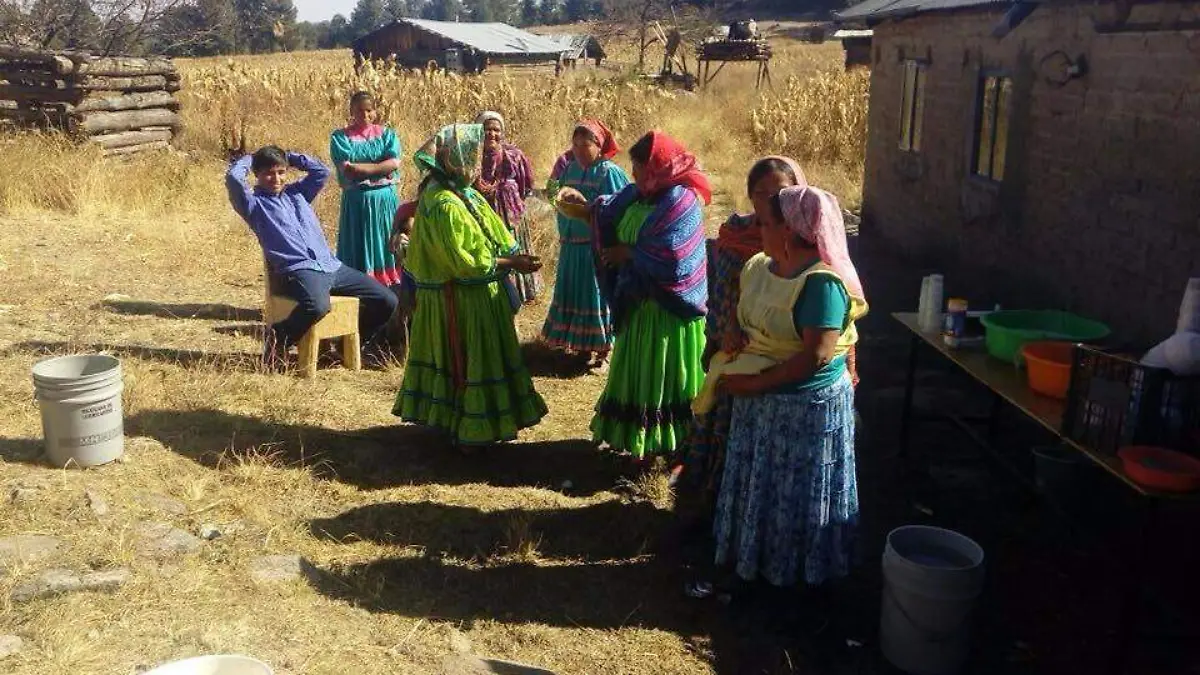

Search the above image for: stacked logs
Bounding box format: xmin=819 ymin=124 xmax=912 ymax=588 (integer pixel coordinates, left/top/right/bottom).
xmin=697 ymin=38 xmax=773 ymax=62
xmin=0 ymin=46 xmax=182 ymax=156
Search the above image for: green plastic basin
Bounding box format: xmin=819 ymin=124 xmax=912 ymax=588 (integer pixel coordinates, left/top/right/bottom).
xmin=979 ymin=310 xmax=1111 ymax=363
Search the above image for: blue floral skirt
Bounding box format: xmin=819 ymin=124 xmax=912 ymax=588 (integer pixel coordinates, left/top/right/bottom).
xmin=713 ymin=375 xmax=859 ymax=587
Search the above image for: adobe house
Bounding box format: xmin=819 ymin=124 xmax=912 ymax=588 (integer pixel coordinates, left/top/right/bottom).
xmin=836 ymin=0 xmax=1200 ymax=345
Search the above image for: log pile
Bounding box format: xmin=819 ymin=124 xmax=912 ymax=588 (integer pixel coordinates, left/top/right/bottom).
xmin=0 ymin=46 xmax=182 ymax=156
xmin=697 ymin=38 xmax=773 ymax=62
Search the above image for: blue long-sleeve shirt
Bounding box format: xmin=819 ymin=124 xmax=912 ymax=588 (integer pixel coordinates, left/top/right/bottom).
xmin=226 ymin=152 xmax=342 ymax=274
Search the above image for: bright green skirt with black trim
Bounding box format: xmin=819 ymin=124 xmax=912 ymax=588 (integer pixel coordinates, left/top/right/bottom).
xmin=394 ymin=278 xmax=547 ymax=445
xmin=590 ymin=300 xmax=706 ymax=459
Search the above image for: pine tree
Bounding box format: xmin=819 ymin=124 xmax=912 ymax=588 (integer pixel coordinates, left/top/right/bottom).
xmin=563 ymin=0 xmax=590 ymax=21
xmin=384 ymin=0 xmax=410 ymax=19
xmin=520 ymin=0 xmax=540 ymax=25
xmin=464 ymin=0 xmax=491 ymax=21
xmin=328 ymin=13 xmax=350 ymax=45
xmin=233 ymin=0 xmax=297 ymax=53
xmin=538 ymin=0 xmax=560 ymax=24
xmin=421 ymin=0 xmax=462 ymax=21
xmin=350 ymin=0 xmax=387 ymax=40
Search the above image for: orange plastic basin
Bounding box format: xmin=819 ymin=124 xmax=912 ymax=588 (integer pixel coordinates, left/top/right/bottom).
xmin=1022 ymin=341 xmax=1074 ymax=399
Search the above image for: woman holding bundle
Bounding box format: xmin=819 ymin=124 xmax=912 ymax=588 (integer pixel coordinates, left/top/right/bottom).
xmin=473 ymin=110 xmax=542 ymax=306
xmin=584 ymin=130 xmax=710 ymax=463
xmin=680 ymin=156 xmax=807 ymax=496
xmin=542 ymin=119 xmax=630 ymax=367
xmin=393 ymin=123 xmax=548 ymax=447
xmin=710 ymin=184 xmax=868 ymax=592
xmin=331 ymin=91 xmax=403 ymax=287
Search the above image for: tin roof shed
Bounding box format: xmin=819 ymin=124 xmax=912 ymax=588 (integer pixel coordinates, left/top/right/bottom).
xmin=354 ymin=19 xmax=566 ymax=62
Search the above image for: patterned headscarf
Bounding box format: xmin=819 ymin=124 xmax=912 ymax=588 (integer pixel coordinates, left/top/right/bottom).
xmin=413 ymin=123 xmax=484 ymax=190
xmin=633 ymin=130 xmax=712 ymax=206
xmin=777 ymin=185 xmax=864 ymax=298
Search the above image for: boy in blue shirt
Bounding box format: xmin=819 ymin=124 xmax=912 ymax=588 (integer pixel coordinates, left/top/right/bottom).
xmin=227 ymin=145 xmax=398 ymax=369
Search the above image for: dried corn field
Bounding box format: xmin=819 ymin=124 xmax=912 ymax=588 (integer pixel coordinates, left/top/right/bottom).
xmin=0 ymin=34 xmax=869 ymax=675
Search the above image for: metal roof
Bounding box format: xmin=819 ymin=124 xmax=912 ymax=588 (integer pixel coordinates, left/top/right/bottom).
xmin=543 ymin=34 xmax=592 ymax=59
xmin=374 ymin=19 xmax=568 ymax=56
xmin=836 ymin=0 xmax=1012 ymax=22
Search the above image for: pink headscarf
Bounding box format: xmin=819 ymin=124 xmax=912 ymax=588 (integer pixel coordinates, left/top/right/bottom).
xmin=778 ymin=185 xmax=864 ymax=299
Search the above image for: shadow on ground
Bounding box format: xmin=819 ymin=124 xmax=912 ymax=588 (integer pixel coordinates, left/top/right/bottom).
xmin=4 ymin=340 xmax=259 ymax=372
xmin=124 ymin=407 xmax=620 ymax=495
xmin=309 ymin=500 xmax=670 ymax=562
xmin=0 ymin=436 xmax=43 ymax=465
xmin=99 ymin=299 xmax=262 ymax=322
xmin=520 ymin=341 xmax=592 ymax=379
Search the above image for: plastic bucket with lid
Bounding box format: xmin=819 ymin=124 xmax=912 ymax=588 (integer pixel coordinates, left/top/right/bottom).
xmin=31 ymin=354 xmax=124 ymax=468
xmin=143 ymin=655 xmax=273 ymax=675
xmin=880 ymin=525 xmax=986 ymax=675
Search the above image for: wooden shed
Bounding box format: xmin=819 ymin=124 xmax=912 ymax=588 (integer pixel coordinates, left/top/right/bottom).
xmin=831 ymin=28 xmax=873 ymax=70
xmin=541 ymin=34 xmax=607 ymax=67
xmin=353 ymin=19 xmax=567 ymax=73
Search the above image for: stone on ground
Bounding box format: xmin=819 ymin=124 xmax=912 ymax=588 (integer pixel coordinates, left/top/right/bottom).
xmin=85 ymin=489 xmax=110 ymax=517
xmin=249 ymin=554 xmax=311 ymax=584
xmin=134 ymin=522 xmax=202 ymax=559
xmin=0 ymin=535 xmax=64 ymax=569
xmin=135 ymin=492 xmax=188 ymax=516
xmin=0 ymin=635 xmax=24 ymax=660
xmin=10 ymin=567 xmax=130 ymax=602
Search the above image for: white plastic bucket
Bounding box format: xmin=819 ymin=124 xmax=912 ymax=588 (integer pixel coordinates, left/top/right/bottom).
xmin=143 ymin=655 xmax=273 ymax=675
xmin=31 ymin=354 xmax=124 ymax=468
xmin=880 ymin=525 xmax=986 ymax=675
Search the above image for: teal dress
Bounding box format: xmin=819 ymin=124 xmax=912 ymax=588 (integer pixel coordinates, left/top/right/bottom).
xmin=541 ymin=158 xmax=630 ymax=354
xmin=331 ymin=127 xmax=402 ymax=286
xmin=590 ymin=202 xmax=707 ymax=459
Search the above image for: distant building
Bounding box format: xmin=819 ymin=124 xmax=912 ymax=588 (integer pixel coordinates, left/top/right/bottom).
xmin=831 ymin=28 xmax=873 ymax=70
xmin=353 ymin=19 xmax=567 ymax=73
xmin=837 ymin=0 xmax=1200 ymax=343
xmin=541 ymin=34 xmax=607 ymax=67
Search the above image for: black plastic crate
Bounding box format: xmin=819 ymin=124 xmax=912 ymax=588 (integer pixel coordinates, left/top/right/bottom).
xmin=1062 ymin=345 xmax=1200 ymax=456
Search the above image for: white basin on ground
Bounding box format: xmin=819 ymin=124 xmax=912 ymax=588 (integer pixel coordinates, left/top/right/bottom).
xmin=143 ymin=655 xmax=273 ymax=675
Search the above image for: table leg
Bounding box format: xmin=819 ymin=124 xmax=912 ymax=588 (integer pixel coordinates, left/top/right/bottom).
xmin=899 ymin=335 xmax=919 ymax=458
xmin=1110 ymin=497 xmax=1157 ymax=675
xmin=986 ymin=391 xmax=1003 ymax=440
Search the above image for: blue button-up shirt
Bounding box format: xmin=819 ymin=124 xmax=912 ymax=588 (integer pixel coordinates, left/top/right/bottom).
xmin=226 ymin=152 xmax=342 ymax=275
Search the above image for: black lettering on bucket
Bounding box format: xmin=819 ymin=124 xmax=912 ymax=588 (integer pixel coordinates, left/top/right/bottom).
xmin=80 ymin=401 xmax=115 ymax=420
xmin=58 ymin=424 xmax=123 ymax=449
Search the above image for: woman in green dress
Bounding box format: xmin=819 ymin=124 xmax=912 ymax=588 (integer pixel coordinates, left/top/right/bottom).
xmin=330 ymin=91 xmax=403 ymax=287
xmin=393 ymin=123 xmax=548 ymax=446
xmin=588 ymin=130 xmax=711 ymax=462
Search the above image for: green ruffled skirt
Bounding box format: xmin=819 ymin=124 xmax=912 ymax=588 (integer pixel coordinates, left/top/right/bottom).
xmin=395 ymin=279 xmax=547 ymax=445
xmin=590 ymin=301 xmax=706 ymax=459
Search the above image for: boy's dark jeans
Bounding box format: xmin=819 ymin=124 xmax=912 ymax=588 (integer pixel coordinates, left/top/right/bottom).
xmin=271 ymin=266 xmax=398 ymax=347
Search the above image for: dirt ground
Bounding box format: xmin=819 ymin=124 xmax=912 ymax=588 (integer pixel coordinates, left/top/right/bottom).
xmin=1 ymin=208 xmax=1199 ymax=674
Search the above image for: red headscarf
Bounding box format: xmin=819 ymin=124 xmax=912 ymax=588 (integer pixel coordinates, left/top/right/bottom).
xmin=574 ymin=118 xmax=620 ymax=160
xmin=633 ymin=131 xmax=712 ymax=206
xmin=552 ymin=119 xmax=619 ymax=179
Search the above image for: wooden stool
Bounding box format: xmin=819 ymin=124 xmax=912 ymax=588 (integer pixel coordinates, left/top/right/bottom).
xmin=263 ymin=267 xmax=361 ymax=378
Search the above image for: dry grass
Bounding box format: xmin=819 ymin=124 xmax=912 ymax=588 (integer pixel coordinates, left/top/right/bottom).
xmin=0 ymin=33 xmax=866 ymax=675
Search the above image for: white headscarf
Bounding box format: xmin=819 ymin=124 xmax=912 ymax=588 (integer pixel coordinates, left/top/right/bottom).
xmin=475 ymin=110 xmax=505 ymax=133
